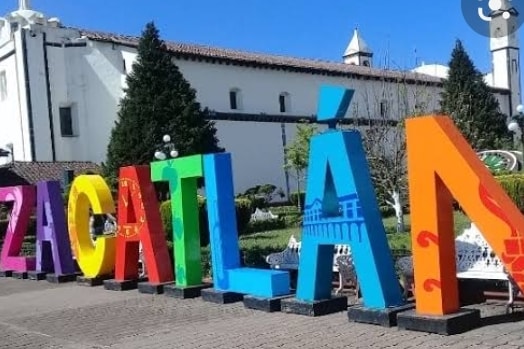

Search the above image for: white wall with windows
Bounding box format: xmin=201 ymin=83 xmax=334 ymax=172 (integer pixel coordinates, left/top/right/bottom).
xmin=0 ymin=23 xmax=515 ymax=195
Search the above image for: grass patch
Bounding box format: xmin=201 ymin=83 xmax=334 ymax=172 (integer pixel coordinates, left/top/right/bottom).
xmin=381 ymin=211 xmax=470 ymax=236
xmin=237 ymin=211 xmax=472 ymax=254
xmin=239 ymin=228 xmax=300 ymax=251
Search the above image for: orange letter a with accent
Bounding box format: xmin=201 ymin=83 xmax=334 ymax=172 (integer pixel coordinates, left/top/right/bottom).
xmin=115 ymin=166 xmax=173 ymax=284
xmin=406 ymin=115 xmax=524 ymax=316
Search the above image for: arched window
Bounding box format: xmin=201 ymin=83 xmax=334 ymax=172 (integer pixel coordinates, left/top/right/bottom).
xmin=279 ymin=92 xmax=291 ymax=113
xmin=229 ymin=88 xmax=242 ymax=110
xmin=362 ymin=60 xmax=370 ymax=67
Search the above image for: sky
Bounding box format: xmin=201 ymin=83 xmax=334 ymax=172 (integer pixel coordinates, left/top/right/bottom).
xmin=1 ymin=1 xmax=521 ymax=102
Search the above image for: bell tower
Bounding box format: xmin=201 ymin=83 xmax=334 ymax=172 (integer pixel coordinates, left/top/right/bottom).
xmin=343 ymin=28 xmax=373 ymax=67
xmin=490 ymin=0 xmax=521 ymax=114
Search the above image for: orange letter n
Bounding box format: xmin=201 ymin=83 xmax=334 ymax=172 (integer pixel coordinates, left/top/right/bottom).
xmin=406 ymin=115 xmax=524 ymax=316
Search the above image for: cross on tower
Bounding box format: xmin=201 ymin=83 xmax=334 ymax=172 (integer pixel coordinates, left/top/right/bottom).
xmin=19 ymin=0 xmax=31 ymax=10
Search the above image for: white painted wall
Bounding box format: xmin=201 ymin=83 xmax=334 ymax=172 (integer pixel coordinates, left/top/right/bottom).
xmin=24 ymin=29 xmax=52 ymax=161
xmin=10 ymin=30 xmax=31 ymax=161
xmin=0 ymin=41 xmax=19 ymax=164
xmin=72 ymin=41 xmax=125 ymax=162
xmin=0 ymin=23 xmax=517 ymax=197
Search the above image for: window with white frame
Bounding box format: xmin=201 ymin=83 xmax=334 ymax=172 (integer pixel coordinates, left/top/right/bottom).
xmin=0 ymin=71 xmax=7 ymax=102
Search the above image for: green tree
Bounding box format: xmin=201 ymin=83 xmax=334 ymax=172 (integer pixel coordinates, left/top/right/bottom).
xmin=103 ymin=22 xmax=223 ymax=183
xmin=284 ymin=121 xmax=318 ymax=209
xmin=440 ymin=40 xmax=511 ymax=151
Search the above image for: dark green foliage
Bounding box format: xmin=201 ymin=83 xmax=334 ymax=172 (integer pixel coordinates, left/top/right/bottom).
xmin=239 ymin=245 xmax=286 ymax=269
xmin=245 ymin=217 xmax=287 ymax=234
xmin=199 ymin=244 xmax=285 ymax=278
xmin=232 ymin=198 xmax=253 ymax=236
xmin=289 ymin=192 xmax=305 ymax=209
xmin=103 ymin=22 xmax=223 ymax=181
xmin=380 ymin=205 xmax=396 ymax=217
xmin=440 ymin=40 xmax=512 ymax=151
xmin=495 ymin=174 xmax=524 ymax=212
xmin=239 ymin=184 xmax=285 ymax=210
xmin=384 ymin=223 xmax=411 ymax=235
xmin=454 ymin=174 xmax=524 ymax=213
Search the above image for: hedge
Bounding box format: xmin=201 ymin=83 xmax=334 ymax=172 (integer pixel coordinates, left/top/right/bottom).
xmin=160 ymin=196 xmax=252 ymax=247
xmin=495 ymin=174 xmax=524 ymax=212
xmin=245 ymin=217 xmax=287 ymax=234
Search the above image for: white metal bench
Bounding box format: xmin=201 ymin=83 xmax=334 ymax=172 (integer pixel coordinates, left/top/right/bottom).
xmin=265 ymin=235 xmax=357 ymax=297
xmin=396 ymin=223 xmax=518 ymax=312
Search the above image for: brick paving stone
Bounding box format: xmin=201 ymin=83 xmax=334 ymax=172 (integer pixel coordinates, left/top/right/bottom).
xmin=3 ymin=278 xmax=524 ymax=348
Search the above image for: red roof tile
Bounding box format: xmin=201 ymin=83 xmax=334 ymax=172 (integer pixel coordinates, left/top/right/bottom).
xmin=76 ymin=28 xmax=500 ymax=90
xmin=0 ymin=161 xmax=101 ymax=187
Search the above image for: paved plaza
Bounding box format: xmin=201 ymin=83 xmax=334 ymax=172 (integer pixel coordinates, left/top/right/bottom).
xmin=1 ymin=278 xmax=524 ymax=348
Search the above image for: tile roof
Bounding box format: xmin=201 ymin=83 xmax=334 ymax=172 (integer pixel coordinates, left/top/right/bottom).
xmin=77 ymin=28 xmax=488 ymax=89
xmin=0 ymin=161 xmax=101 ymax=187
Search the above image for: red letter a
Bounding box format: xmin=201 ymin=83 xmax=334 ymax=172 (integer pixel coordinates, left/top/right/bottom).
xmin=115 ymin=166 xmax=173 ymax=284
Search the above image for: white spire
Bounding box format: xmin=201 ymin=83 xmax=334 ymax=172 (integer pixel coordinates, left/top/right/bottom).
xmin=343 ymin=28 xmax=373 ymax=66
xmin=344 ymin=28 xmax=372 ymax=57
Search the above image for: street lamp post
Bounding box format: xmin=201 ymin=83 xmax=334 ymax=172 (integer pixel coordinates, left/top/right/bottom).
xmin=153 ymin=135 xmax=179 ymax=202
xmin=507 ymin=104 xmax=524 ymax=171
xmin=154 ymin=134 xmax=179 ymax=161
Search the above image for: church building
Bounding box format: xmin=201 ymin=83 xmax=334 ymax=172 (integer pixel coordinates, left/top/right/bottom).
xmin=0 ymin=1 xmax=520 ymax=197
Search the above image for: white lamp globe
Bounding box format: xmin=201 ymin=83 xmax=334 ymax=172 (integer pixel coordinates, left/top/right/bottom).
xmin=154 ymin=151 xmax=166 ymax=160
xmin=170 ymin=150 xmax=179 ymax=158
xmin=162 ymin=134 xmax=171 ymax=143
xmin=517 ymin=104 xmax=524 ymax=114
xmin=508 ymin=121 xmax=520 ymax=133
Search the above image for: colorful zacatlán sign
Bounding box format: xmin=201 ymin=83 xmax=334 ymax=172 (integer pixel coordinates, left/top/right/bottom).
xmin=1 ymin=84 xmax=524 ymax=334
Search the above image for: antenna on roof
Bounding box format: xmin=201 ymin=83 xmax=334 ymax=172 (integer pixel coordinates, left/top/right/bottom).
xmin=414 ymin=46 xmax=418 ymax=67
